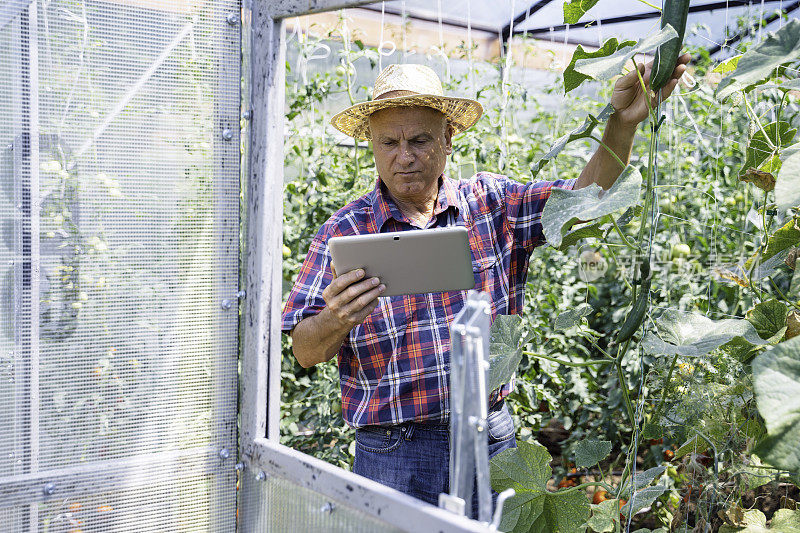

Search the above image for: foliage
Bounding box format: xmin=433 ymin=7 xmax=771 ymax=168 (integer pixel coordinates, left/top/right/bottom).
xmin=490 ymin=440 xmax=592 ymax=532
xmin=280 ymin=10 xmax=800 ymax=532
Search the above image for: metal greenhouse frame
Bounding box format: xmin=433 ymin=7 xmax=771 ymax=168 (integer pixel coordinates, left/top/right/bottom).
xmin=237 ymin=1 xmax=491 ymax=530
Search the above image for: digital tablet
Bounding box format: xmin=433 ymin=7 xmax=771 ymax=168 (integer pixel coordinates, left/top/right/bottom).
xmin=328 ymin=226 xmax=475 ymax=297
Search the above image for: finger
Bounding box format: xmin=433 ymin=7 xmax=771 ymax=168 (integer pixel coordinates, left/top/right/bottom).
xmin=670 ymin=62 xmax=687 ymax=80
xmin=326 ymin=268 xmax=366 ymax=298
xmin=331 ymin=264 xmax=338 ymax=278
xmin=615 ymin=65 xmax=645 ymax=90
xmin=659 ymin=78 xmax=680 ymax=100
xmin=337 ymin=277 xmax=382 ymax=309
xmin=344 ymin=284 xmax=385 ymax=318
xmin=351 ymin=297 xmax=381 ymax=325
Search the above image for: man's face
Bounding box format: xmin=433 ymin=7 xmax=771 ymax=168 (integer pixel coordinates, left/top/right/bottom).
xmin=368 ymin=106 xmax=453 ymax=202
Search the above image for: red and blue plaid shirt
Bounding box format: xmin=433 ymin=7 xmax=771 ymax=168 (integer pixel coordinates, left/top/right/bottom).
xmin=281 ymin=173 xmax=576 ymax=428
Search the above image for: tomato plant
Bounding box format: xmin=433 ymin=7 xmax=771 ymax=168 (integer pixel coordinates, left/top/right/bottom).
xmin=281 ymin=11 xmax=800 ymax=532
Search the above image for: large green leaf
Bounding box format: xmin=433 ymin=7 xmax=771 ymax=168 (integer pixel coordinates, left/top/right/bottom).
xmin=586 ymin=499 xmax=619 ymax=533
xmin=620 ymin=485 xmax=666 ymax=518
xmin=488 ymin=315 xmax=525 ymax=393
xmin=491 ymin=440 xmax=591 ymax=533
xmin=554 ymin=220 xmax=607 ymax=251
xmin=542 ymin=165 xmax=642 ymax=248
xmin=776 ymin=150 xmax=800 ymax=210
xmin=564 ymin=38 xmax=635 ymax=93
xmin=553 ymin=302 xmax=594 ymax=330
xmin=746 ymin=299 xmax=789 ymax=344
xmin=761 ymin=218 xmax=800 ymax=264
xmin=717 ymin=19 xmax=800 ymax=99
xmin=642 ymin=310 xmax=769 ymax=357
xmin=574 ymin=26 xmax=677 ymax=81
xmin=719 ymin=508 xmax=800 ymax=532
xmin=739 ymin=121 xmax=797 ymax=178
xmin=531 ymin=104 xmax=615 ymax=179
xmin=574 ymin=439 xmax=612 ymax=468
xmin=563 ymin=0 xmax=600 ymax=24
xmin=753 ymin=336 xmax=800 ymax=472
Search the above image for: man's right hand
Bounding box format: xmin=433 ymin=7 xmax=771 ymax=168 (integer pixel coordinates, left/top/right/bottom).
xmin=322 ymin=268 xmax=386 ymax=334
xmin=290 ymin=268 xmax=385 ymax=368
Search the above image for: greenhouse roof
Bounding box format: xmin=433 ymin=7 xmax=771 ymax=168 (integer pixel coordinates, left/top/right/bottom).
xmin=362 ymin=0 xmax=798 ymax=55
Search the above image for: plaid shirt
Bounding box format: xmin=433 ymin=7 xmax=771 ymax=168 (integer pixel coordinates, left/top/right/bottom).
xmin=282 ymin=173 xmax=576 ymax=428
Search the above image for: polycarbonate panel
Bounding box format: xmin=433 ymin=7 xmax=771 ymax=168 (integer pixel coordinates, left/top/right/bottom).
xmin=1 ymin=469 xmax=229 ymax=532
xmin=0 ymin=0 xmax=239 ymax=530
xmin=240 ymin=472 xmax=406 ymax=533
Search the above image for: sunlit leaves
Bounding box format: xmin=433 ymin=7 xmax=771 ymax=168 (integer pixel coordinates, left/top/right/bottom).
xmin=563 ymin=0 xmax=600 ymax=24
xmin=564 ymin=38 xmax=635 ymax=93
xmin=717 ymin=19 xmax=800 ymax=99
xmin=491 ymin=440 xmax=591 ymax=533
xmin=753 ymin=336 xmax=800 ymax=472
xmin=746 ymin=300 xmax=789 ymax=344
xmin=574 ymin=26 xmax=678 ymax=81
xmin=739 ymin=120 xmax=797 ymax=185
xmin=642 ymin=310 xmax=769 ymax=357
xmin=530 ymin=104 xmax=615 ymax=179
xmin=574 ymin=438 xmax=611 ymax=468
xmin=488 ymin=315 xmax=525 ymax=393
xmin=542 ymin=165 xmax=642 ymax=248
xmin=776 ymin=150 xmax=800 ymax=210
xmin=553 ymin=303 xmax=594 ymax=330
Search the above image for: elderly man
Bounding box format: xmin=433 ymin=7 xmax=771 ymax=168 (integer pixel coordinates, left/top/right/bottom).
xmin=282 ymin=57 xmax=688 ymax=507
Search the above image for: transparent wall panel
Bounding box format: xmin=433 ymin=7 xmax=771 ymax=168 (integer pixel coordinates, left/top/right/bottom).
xmin=240 ymin=472 xmax=407 ymax=533
xmin=0 ymin=0 xmax=240 ymax=530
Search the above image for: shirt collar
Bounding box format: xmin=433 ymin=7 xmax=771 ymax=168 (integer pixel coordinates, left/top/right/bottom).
xmin=370 ymin=175 xmax=460 ymax=231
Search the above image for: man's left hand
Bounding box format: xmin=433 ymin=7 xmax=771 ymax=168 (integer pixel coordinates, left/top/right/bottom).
xmin=610 ymin=53 xmax=691 ymax=128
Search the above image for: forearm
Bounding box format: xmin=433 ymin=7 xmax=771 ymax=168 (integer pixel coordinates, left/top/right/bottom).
xmin=290 ymin=308 xmax=350 ymax=368
xmin=574 ymin=114 xmax=638 ymax=191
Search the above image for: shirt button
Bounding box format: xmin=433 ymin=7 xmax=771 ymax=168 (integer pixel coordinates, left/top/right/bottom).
xmin=386 ymin=430 xmax=390 ymax=436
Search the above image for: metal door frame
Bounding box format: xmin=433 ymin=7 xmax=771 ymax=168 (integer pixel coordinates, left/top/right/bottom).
xmin=237 ymin=1 xmax=489 ymax=531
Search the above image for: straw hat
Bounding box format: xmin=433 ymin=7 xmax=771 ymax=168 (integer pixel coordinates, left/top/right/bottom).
xmin=330 ymin=64 xmax=483 ymax=141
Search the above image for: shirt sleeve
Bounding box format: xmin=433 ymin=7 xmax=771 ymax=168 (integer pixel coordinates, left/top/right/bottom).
xmin=502 ymin=176 xmax=577 ymax=251
xmin=281 ymin=227 xmax=335 ymax=333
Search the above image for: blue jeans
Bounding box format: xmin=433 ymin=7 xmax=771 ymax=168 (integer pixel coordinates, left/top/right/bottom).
xmin=352 ymin=401 xmax=517 ymax=516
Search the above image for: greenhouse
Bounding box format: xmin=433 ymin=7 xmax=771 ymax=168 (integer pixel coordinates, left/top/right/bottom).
xmin=1 ymin=0 xmax=799 ymax=531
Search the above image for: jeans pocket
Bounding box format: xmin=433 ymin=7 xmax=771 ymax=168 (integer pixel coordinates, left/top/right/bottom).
xmin=487 ymin=403 xmax=515 ymax=442
xmin=355 ymin=426 xmax=403 ymax=453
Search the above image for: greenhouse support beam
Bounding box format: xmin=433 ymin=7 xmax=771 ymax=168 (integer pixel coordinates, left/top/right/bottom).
xmin=500 ymin=0 xmax=556 ymax=49
xmin=706 ymin=0 xmax=800 ymax=56
xmin=515 ymin=0 xmax=786 ymax=35
xmin=0 ymin=446 xmax=219 ymax=509
xmin=359 ymin=5 xmax=498 ymax=35
xmin=268 ymin=0 xmax=382 ymax=20
xmin=241 ymin=0 xmax=282 ymax=447
xmin=246 ymin=438 xmax=493 ymax=533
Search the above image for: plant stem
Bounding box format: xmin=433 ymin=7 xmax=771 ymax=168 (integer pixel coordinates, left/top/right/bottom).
xmin=654 ymin=353 xmax=680 ymax=420
xmin=589 ymin=134 xmax=628 ymax=170
xmin=611 ymin=216 xmax=640 ymax=251
xmin=634 ymin=0 xmax=661 ymax=10
xmin=615 ymin=358 xmax=636 ymax=428
xmin=556 ymin=480 xmax=615 ymax=495
xmin=523 ymin=351 xmax=613 ymax=367
xmin=743 ymin=92 xmax=775 ymax=150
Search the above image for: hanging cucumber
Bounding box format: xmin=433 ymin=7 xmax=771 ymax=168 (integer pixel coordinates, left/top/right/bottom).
xmin=613 ymin=260 xmax=652 ymax=346
xmin=650 ymin=0 xmax=690 ymax=91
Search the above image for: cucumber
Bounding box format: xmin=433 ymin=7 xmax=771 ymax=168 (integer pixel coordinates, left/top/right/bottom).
xmin=613 ymin=260 xmax=652 ymax=346
xmin=650 ymin=0 xmax=690 ymax=91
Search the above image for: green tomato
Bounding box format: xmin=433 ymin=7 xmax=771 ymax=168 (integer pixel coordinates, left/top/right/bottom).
xmin=671 ymin=243 xmax=691 ymax=259
xmin=725 ymin=197 xmax=737 ymax=207
xmin=282 ymin=244 xmax=292 ymax=259
xmin=734 ymin=192 xmax=745 ymax=202
xmin=331 ymin=400 xmax=342 ymax=415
